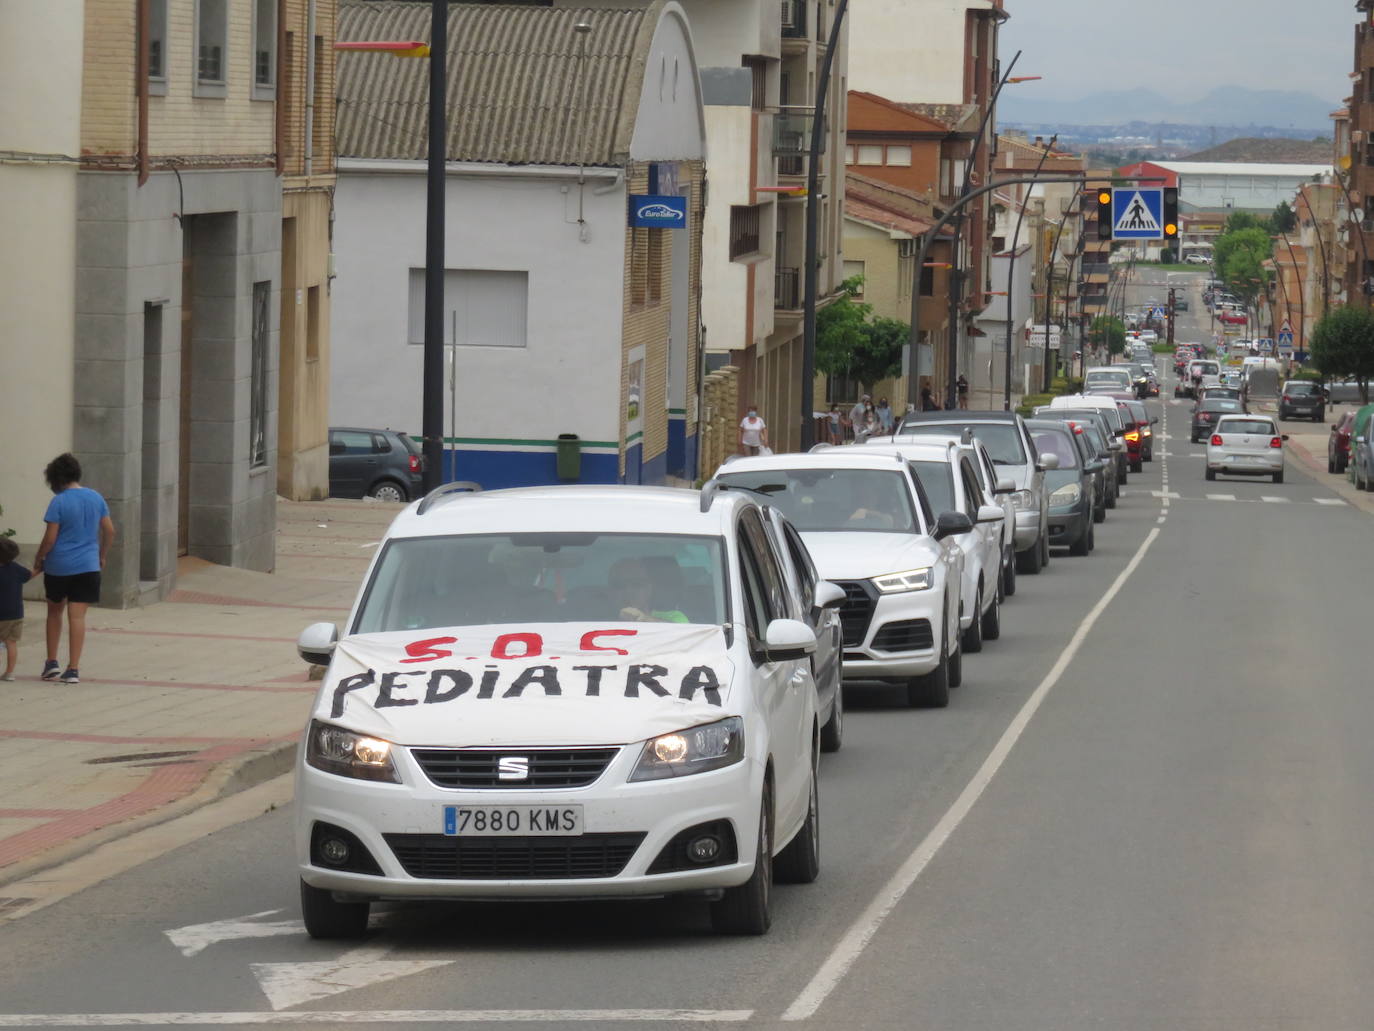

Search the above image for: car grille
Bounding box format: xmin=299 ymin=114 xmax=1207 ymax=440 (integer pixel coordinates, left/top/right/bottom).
xmin=871 ymin=619 xmax=934 ymax=652
xmin=383 ymin=833 xmax=646 ymax=879
xmin=833 ymin=580 xmax=878 ymax=648
xmin=410 ymin=748 xmax=619 ymax=790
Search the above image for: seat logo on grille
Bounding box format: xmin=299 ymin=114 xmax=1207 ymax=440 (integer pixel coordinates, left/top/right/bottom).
xmin=497 ymin=756 xmax=530 ymax=780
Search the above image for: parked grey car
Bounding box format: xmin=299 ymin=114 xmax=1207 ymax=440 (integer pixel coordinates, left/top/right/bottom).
xmin=896 ymin=411 xmax=1056 ymax=575
xmin=328 ymin=427 xmax=425 ymax=501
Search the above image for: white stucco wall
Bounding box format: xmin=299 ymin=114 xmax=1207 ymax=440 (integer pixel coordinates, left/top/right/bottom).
xmin=0 ymin=0 xmax=83 ymax=553
xmin=629 ymin=5 xmax=708 ymax=161
xmin=330 ymin=168 xmax=627 ymax=446
xmin=676 ymin=0 xmax=779 ymax=64
xmin=848 ymin=0 xmax=972 ymax=103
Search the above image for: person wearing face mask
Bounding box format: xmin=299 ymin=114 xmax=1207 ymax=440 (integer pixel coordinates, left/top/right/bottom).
xmin=739 ymin=404 xmax=769 ymax=456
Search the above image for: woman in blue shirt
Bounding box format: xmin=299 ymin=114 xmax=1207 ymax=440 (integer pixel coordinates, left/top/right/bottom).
xmin=31 ymin=453 xmax=115 ymax=684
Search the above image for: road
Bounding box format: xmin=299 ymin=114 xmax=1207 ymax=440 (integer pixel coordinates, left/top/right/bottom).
xmin=4 ymin=319 xmax=1373 ymax=1028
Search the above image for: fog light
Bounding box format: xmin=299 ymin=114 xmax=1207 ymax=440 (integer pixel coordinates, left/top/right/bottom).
xmin=319 ymin=836 xmax=351 ymax=866
xmin=687 ymin=835 xmax=721 ymax=864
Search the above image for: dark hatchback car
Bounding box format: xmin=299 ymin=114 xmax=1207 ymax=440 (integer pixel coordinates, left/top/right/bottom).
xmin=1329 ymin=410 xmax=1357 ymax=473
xmin=328 ymin=427 xmax=425 ymax=502
xmin=1191 ymin=398 xmax=1245 ymax=443
xmin=1025 ymin=419 xmax=1097 ymax=556
xmin=1277 ymin=380 xmax=1325 ymax=422
xmin=1032 ymin=411 xmax=1116 ymax=517
xmin=1123 ymin=399 xmax=1157 ymax=461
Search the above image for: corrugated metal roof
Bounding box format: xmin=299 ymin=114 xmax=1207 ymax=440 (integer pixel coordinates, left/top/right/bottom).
xmin=337 ymin=1 xmax=661 ymax=166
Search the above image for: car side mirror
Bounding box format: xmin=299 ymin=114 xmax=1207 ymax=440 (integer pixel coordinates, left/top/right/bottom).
xmin=934 ymin=510 xmax=975 ymax=540
xmin=993 ymin=477 xmax=1016 ymax=495
xmin=329 ymin=442 xmax=345 ymax=456
xmin=1036 ymin=453 xmax=1060 ymax=471
xmin=1281 ymin=434 xmax=1290 ymax=441
xmin=762 ymin=618 xmax=817 ymax=662
xmin=1085 ymin=459 xmax=1105 ymax=473
xmin=1151 ymin=417 xmax=1159 ymax=425
xmin=813 ymin=581 xmax=846 ymax=611
xmin=976 ymin=504 xmax=1005 ymax=524
xmin=298 ymin=622 xmax=339 ymax=666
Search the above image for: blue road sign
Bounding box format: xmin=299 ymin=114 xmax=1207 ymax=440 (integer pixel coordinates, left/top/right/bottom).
xmin=1111 ymin=188 xmax=1165 ymax=240
xmin=1277 ymin=330 xmax=1295 ymax=347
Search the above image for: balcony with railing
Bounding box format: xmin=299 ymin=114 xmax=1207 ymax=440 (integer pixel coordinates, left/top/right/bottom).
xmin=781 ymin=0 xmax=806 ymax=40
xmin=775 ymin=266 xmax=801 ymax=310
xmin=774 ymin=108 xmax=825 ymax=181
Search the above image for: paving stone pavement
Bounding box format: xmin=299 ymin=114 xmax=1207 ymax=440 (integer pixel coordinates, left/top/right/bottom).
xmin=0 ymin=497 xmax=400 ymax=885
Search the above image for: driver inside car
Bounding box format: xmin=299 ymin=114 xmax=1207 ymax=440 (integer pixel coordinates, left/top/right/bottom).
xmin=608 ymin=557 xmax=689 ymax=623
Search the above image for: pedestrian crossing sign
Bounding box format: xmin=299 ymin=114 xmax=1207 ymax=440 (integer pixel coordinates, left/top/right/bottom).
xmin=1111 ymin=188 xmax=1165 ymax=239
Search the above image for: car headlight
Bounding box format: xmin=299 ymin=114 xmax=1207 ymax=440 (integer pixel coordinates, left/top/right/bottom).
xmin=1049 ymin=483 xmax=1082 ymax=505
xmin=629 ymin=717 xmax=744 ymax=782
xmin=872 ymin=567 xmax=934 ymax=593
xmin=1009 ymin=489 xmax=1035 ymax=510
xmin=305 ymin=720 xmax=400 ymax=783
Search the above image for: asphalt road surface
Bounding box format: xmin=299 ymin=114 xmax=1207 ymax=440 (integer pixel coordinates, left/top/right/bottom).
xmin=3 ymin=348 xmax=1372 ymax=1029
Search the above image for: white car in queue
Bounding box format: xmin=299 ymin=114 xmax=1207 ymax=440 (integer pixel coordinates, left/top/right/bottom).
xmin=854 ymin=440 xmax=1007 ymax=654
xmin=1204 ymin=414 xmax=1288 ymax=483
xmin=713 ymin=451 xmax=968 ymax=708
xmin=294 ymin=484 xmax=832 ymax=939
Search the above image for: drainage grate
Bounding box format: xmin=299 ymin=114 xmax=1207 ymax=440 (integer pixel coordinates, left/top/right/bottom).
xmin=86 ymin=750 xmax=199 ymax=765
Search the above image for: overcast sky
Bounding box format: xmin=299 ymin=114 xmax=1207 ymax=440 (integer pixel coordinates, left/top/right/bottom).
xmin=1001 ymin=0 xmax=1354 ymax=102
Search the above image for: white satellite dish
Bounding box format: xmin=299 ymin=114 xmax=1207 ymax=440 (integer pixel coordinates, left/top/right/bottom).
xmin=1354 ymin=208 xmax=1366 ymax=223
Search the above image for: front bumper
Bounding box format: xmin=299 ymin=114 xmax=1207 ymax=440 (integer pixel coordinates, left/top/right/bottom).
xmin=835 ymin=584 xmax=944 ymax=680
xmin=1206 ymin=450 xmax=1284 ymax=474
xmin=1013 ymin=507 xmax=1041 ymax=551
xmin=1046 ymin=500 xmax=1091 ymax=547
xmin=296 ymin=746 xmax=762 ymax=900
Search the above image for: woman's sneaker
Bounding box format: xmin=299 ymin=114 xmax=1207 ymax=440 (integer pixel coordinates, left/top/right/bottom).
xmin=59 ymin=668 xmax=80 ymax=685
xmin=41 ymin=660 xmax=60 ymax=681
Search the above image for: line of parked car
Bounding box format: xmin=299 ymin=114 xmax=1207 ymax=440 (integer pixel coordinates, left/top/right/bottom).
xmin=288 ymin=387 xmax=1161 ymax=941
xmin=1326 ymin=401 xmax=1374 ymax=489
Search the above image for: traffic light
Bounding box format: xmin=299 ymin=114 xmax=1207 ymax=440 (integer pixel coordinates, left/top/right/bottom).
xmin=1096 ymin=189 xmax=1113 ymax=240
xmin=1162 ymin=187 xmax=1179 ymax=238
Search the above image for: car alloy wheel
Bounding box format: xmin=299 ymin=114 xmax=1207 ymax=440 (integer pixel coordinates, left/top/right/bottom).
xmin=368 ymin=481 xmax=407 ymax=503
xmin=774 ymin=751 xmax=820 ymax=884
xmin=962 ymin=588 xmax=984 ymax=654
xmin=711 ymin=785 xmax=773 ymax=934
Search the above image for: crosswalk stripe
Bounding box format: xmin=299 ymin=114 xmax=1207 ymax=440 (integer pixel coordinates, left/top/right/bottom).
xmin=1260 ymin=496 xmax=1289 ymax=503
xmin=1206 ymin=493 xmax=1236 ymax=501
xmin=1314 ymin=498 xmax=1347 ymax=506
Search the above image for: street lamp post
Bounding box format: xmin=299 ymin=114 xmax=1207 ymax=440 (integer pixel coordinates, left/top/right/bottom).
xmin=800 ymin=0 xmax=850 ymax=450
xmin=1334 ymin=167 xmax=1371 ymax=306
xmin=1002 ymin=133 xmax=1057 ymax=409
xmin=1278 ymin=230 xmax=1306 ymax=354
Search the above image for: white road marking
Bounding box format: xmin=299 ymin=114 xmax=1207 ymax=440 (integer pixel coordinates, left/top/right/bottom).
xmin=1206 ymin=493 xmax=1236 ymax=501
xmin=0 ymin=1011 xmax=754 ymax=1026
xmin=1150 ymin=490 xmax=1180 ymax=499
xmin=1260 ymin=496 xmax=1290 ymax=503
xmin=1314 ymin=497 xmax=1346 ymax=505
xmin=252 ymin=946 xmax=452 ymax=1011
xmin=357 ymin=541 xmax=380 ymax=549
xmin=165 ymin=910 xmax=305 ymax=958
xmin=781 ymin=526 xmax=1164 ymax=1022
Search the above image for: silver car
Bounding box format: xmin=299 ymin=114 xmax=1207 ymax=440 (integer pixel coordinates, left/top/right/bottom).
xmin=1204 ymin=415 xmax=1288 ymax=484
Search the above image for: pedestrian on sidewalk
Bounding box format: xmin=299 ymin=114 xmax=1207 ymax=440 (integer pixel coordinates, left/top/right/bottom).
xmin=32 ymin=453 xmax=115 ymax=685
xmin=921 ymin=386 xmax=939 ymax=412
xmin=876 ymin=397 xmax=894 ymax=435
xmin=0 ymin=537 xmax=33 ymax=682
xmin=739 ymin=404 xmax=769 ymax=456
xmin=957 ymin=374 xmax=969 ymax=409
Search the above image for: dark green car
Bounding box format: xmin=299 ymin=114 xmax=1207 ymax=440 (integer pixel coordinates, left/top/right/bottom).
xmin=1025 ymin=420 xmax=1099 ymax=556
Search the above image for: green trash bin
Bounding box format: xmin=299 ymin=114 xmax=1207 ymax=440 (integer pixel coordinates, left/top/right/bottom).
xmin=556 ymin=433 xmax=581 ymax=481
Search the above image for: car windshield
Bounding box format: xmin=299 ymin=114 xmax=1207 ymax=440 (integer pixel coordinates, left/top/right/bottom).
xmin=908 ymin=460 xmax=957 ymax=515
xmin=1030 ymin=429 xmax=1080 ymax=469
xmin=398 ymin=432 xmax=421 ymax=457
xmin=1193 ymin=362 xmax=1220 ymax=375
xmin=353 ymin=532 xmax=727 ymax=633
xmin=1217 ymin=419 xmax=1275 ymax=436
xmin=1200 ymin=400 xmax=1242 ymax=412
xmin=1084 ymin=370 xmax=1132 ymax=390
xmin=1286 ymin=382 xmax=1319 ymax=395
xmin=898 ymin=422 xmax=1026 ymax=465
xmin=716 ymin=468 xmax=919 ymax=534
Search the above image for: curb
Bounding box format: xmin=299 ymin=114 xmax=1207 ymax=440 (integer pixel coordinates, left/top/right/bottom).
xmin=0 ymin=740 xmax=298 ymax=890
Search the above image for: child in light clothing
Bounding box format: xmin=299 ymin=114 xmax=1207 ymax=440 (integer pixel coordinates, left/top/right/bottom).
xmin=0 ymin=538 xmax=33 ymax=681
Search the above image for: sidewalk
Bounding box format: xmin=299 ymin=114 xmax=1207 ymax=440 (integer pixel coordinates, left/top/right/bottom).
xmin=0 ymin=498 xmax=400 ymax=886
xmin=1280 ymin=403 xmax=1374 ymax=517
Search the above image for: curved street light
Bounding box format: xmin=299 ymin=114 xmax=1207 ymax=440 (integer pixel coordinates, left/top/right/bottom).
xmin=1002 ymin=133 xmax=1058 ymax=409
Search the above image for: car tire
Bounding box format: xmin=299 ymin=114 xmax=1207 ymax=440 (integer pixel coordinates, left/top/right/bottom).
xmin=1329 ymin=455 xmax=1337 ymax=474
xmin=1131 ymin=458 xmax=1143 ymax=474
xmin=962 ymin=588 xmax=984 ymax=654
xmin=774 ymin=753 xmax=820 ymax=885
xmin=1273 ymin=470 xmax=1284 ymax=484
xmin=1069 ymin=521 xmax=1091 ymax=556
xmin=1016 ymin=541 xmax=1042 ymax=575
xmin=1093 ymin=499 xmax=1107 ymax=524
xmin=1205 ymin=467 xmax=1217 ymax=481
xmin=907 ymin=632 xmax=951 ymax=709
xmin=367 ymin=479 xmax=408 ymax=503
xmin=948 ymin=635 xmax=963 ymax=688
xmin=819 ymin=685 xmax=843 ymax=754
xmin=300 ymin=879 xmax=369 ymax=940
xmin=1002 ymin=552 xmax=1017 ymax=597
xmin=981 ymin=589 xmax=1001 ymax=641
xmin=712 ymin=786 xmax=773 ymax=934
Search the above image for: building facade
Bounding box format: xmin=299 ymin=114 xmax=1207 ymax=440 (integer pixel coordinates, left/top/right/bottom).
xmin=331 ymin=1 xmax=706 ymax=489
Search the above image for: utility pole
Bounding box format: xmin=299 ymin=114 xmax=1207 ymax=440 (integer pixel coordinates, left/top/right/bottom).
xmin=421 ymin=0 xmax=448 ymax=491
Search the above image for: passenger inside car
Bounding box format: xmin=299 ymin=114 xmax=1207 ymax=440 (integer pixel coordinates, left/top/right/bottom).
xmin=609 ymin=557 xmax=689 ymax=624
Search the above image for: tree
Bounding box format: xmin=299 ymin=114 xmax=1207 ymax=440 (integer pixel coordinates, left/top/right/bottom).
xmin=1089 ymin=315 xmax=1126 ymax=356
xmin=1212 ymin=226 xmax=1271 ymax=302
xmin=1224 ymin=211 xmax=1272 ymax=235
xmin=1311 ymin=305 xmax=1374 ymax=404
xmin=816 ymin=277 xmax=907 ymax=390
xmin=1272 ymin=200 xmax=1297 ymax=235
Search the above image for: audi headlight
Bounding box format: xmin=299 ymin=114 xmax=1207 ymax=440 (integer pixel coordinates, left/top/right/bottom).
xmin=872 ymin=567 xmax=934 ymax=593
xmin=1009 ymin=489 xmax=1035 ymax=510
xmin=1049 ymin=483 xmax=1082 ymax=505
xmin=630 ymin=717 xmax=744 ymax=782
xmin=305 ymin=720 xmax=400 ymax=783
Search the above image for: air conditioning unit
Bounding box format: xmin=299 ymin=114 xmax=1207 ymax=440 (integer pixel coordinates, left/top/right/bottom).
xmin=897 ymin=239 xmax=916 ymax=258
xmin=780 ymin=0 xmax=798 ymax=29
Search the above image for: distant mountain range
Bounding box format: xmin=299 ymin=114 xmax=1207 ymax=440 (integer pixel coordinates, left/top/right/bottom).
xmin=997 ymin=85 xmax=1339 ymax=132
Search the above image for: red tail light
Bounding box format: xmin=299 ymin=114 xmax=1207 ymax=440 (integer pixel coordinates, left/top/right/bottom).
xmin=1270 ymin=437 xmax=1282 ymax=449
xmin=1200 ymin=413 xmax=1212 ymax=421
xmin=1210 ymin=435 xmax=1223 ymax=446
xmin=408 ymin=454 xmax=421 ymax=473
xmin=1125 ymin=431 xmax=1140 ymax=442
xmin=1282 ymin=395 xmax=1291 ymax=402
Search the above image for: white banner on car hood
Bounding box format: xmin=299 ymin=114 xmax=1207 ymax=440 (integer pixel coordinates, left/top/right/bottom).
xmin=314 ymin=624 xmax=737 ymax=746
